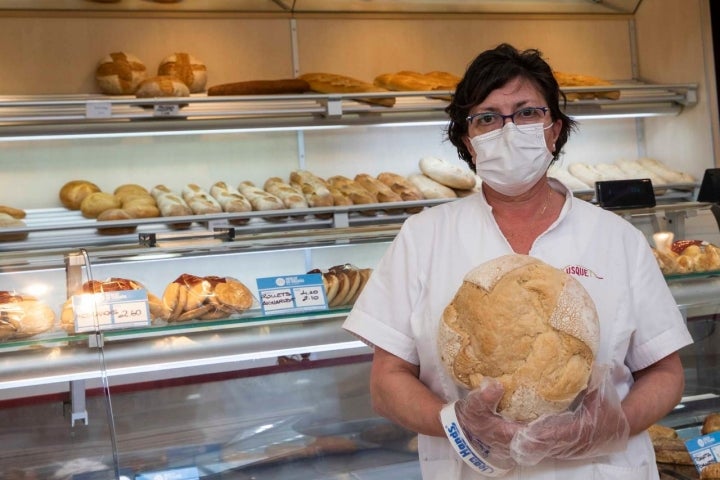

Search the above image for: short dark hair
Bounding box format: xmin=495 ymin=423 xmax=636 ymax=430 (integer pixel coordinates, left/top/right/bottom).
xmin=446 ymin=43 xmax=577 ymax=170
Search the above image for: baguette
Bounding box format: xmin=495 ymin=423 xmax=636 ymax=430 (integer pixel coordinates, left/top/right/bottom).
xmin=299 ymin=72 xmax=396 ymax=107
xmin=327 ymin=175 xmax=377 ymax=216
xmin=263 ymin=177 xmax=309 ymax=211
xmin=208 ymin=79 xmax=311 ymax=96
xmin=289 ymin=170 xmax=334 ymax=218
xmin=354 ymin=173 xmax=403 ymax=214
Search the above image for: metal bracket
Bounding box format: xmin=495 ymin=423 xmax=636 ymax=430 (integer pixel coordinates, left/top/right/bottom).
xmin=69 ymin=380 xmax=88 ymax=426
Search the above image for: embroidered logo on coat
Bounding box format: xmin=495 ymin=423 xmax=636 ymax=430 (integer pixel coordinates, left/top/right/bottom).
xmin=564 ymin=265 xmax=604 ymax=279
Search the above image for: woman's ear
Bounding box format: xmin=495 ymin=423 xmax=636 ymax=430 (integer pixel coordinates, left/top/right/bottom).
xmin=463 ymin=135 xmax=475 ymax=158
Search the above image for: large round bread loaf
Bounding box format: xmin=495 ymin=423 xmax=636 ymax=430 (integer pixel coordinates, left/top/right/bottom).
xmin=438 ymin=254 xmax=600 ymax=422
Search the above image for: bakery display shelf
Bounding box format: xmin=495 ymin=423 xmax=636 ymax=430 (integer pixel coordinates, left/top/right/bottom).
xmin=0 ymin=312 xmax=364 ymax=390
xmin=573 ymin=182 xmax=699 ymax=204
xmin=0 ymin=82 xmax=697 ymax=140
xmin=0 ymin=199 xmax=450 ymax=254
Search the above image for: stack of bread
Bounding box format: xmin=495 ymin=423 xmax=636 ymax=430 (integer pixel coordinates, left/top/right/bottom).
xmin=0 ymin=291 xmax=56 ymax=341
xmin=652 ymin=232 xmax=720 ymax=275
xmin=309 ymin=264 xmax=373 ymax=308
xmin=60 ymin=277 xmax=167 ymax=333
xmin=161 ymin=273 xmax=255 ymax=322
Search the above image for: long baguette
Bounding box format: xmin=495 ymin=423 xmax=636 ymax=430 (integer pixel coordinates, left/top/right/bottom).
xmin=207 ymin=79 xmax=311 ymax=96
xmin=299 ymin=73 xmax=395 ymax=107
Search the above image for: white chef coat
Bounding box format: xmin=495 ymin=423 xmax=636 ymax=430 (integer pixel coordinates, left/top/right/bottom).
xmin=343 ymin=179 xmax=694 ymax=480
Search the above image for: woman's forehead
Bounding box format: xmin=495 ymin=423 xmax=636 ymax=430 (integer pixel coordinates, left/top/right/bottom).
xmin=479 ymin=76 xmax=544 ymax=108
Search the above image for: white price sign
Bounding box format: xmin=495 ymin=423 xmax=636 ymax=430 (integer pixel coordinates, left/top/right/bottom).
xmin=256 ymin=273 xmax=327 ymax=316
xmin=71 ymin=289 xmax=151 ymax=332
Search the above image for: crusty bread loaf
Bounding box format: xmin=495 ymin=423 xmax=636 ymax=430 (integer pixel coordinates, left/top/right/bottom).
xmin=439 ymin=254 xmax=600 ymax=422
xmin=158 ymin=52 xmax=207 ymax=93
xmin=113 ymin=183 xmax=150 ymax=200
xmin=547 ymin=164 xmax=591 ymax=192
xmin=553 ymin=71 xmax=620 ymax=101
xmin=377 ymin=172 xmax=425 ymax=214
xmin=408 ymin=173 xmax=458 ymax=200
xmin=208 ymin=79 xmax=311 ymax=96
xmin=150 ymin=185 xmax=194 ymax=229
xmin=299 ymin=73 xmax=396 ymax=107
xmin=310 ymin=264 xmax=372 ymax=308
xmin=289 ymin=170 xmax=334 ymax=218
xmin=638 ymin=157 xmax=696 ymax=184
xmin=568 ymin=163 xmax=604 ymax=187
xmin=702 ymin=463 xmax=720 ymax=479
xmin=96 ymin=208 xmax=136 ymax=235
xmin=60 ymin=180 xmax=102 ymax=210
xmin=238 ymin=181 xmax=286 ymax=222
xmin=374 ymin=70 xmax=459 ymax=92
xmin=353 ymin=173 xmax=403 ymax=214
xmin=135 ymin=75 xmax=190 ymax=98
xmin=0 ymin=213 xmax=27 ymax=242
xmin=419 ymin=156 xmax=476 ymax=190
xmin=80 ymin=192 xmax=121 ymax=219
xmin=263 ymin=177 xmax=309 ymax=211
xmin=327 ymin=175 xmax=377 ymax=216
xmin=703 ymin=413 xmax=720 ymax=435
xmin=182 ymin=184 xmax=223 ymax=215
xmin=96 ymin=52 xmax=147 ymax=95
xmin=210 ymin=181 xmax=252 ymax=225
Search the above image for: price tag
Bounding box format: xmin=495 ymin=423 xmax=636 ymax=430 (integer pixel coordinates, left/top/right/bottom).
xmin=71 ymin=289 xmax=151 ymax=332
xmin=85 ymin=101 xmax=112 ymax=118
xmin=685 ymin=431 xmax=720 ymax=474
xmin=135 ymin=466 xmax=199 ymax=480
xmin=153 ymin=104 xmax=180 ymax=116
xmin=256 ymin=273 xmax=327 ymax=316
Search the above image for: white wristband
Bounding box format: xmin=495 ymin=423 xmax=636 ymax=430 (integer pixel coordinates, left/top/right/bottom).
xmin=440 ymin=402 xmax=512 ymax=477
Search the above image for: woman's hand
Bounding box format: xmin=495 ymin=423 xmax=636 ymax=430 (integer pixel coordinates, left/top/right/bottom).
xmin=509 ymin=365 xmax=630 ymax=466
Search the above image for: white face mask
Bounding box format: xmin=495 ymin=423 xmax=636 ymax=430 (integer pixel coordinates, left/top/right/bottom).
xmin=470 ymin=122 xmax=554 ymax=196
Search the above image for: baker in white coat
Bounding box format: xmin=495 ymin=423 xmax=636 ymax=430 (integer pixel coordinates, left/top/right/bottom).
xmin=343 ymin=43 xmax=692 ymax=479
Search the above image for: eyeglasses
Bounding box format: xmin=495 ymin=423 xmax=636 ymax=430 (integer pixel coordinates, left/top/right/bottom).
xmin=466 ymin=106 xmax=549 ymax=133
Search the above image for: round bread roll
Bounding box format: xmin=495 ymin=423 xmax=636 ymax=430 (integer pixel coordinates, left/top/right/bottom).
xmin=135 ymin=75 xmax=191 ymax=98
xmin=439 ymin=254 xmax=600 ymax=422
xmin=80 ymin=192 xmax=121 ymax=219
xmin=158 ymin=52 xmax=207 ymax=93
xmin=96 ymin=208 xmax=136 ymax=235
xmin=419 ymin=156 xmax=476 ymax=190
xmin=59 ymin=180 xmax=102 ymax=210
xmin=96 ymin=52 xmax=147 ymax=95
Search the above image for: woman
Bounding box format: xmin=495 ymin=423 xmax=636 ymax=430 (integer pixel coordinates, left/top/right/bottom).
xmin=343 ymin=44 xmax=692 ymax=479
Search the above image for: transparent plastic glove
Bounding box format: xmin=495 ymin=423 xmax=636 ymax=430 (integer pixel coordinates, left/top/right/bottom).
xmin=509 ymin=364 xmax=630 ymax=466
xmin=441 ymin=377 xmax=521 ymax=476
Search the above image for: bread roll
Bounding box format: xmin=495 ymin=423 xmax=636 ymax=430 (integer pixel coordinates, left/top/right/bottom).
xmin=568 ymin=163 xmax=603 ymax=187
xmin=80 ymin=192 xmax=121 ymax=219
xmin=210 ymin=181 xmax=252 ymax=225
xmin=182 ymin=184 xmax=223 ymax=215
xmin=96 ymin=52 xmax=147 ymax=95
xmin=702 ymin=464 xmax=720 ymax=479
xmin=638 ymin=157 xmax=696 ymax=184
xmin=593 ymin=163 xmax=626 ymax=181
xmin=263 ymin=177 xmax=309 ymax=211
xmin=419 ymin=156 xmax=476 ymax=190
xmin=114 ymin=183 xmax=150 ymax=199
xmin=60 ymin=180 xmax=102 ymax=210
xmin=150 ymin=185 xmax=194 ymax=229
xmin=135 ymin=76 xmax=190 ymax=98
xmin=353 ymin=174 xmax=403 ymax=214
xmin=703 ymin=413 xmax=720 ymax=435
xmin=289 ymin=170 xmax=334 ymax=218
xmin=238 ymin=181 xmax=286 ymax=221
xmin=299 ymin=73 xmax=396 ymax=107
xmin=157 ymin=52 xmax=207 ymax=93
xmin=327 ymin=175 xmax=377 ymax=216
xmin=439 ymin=254 xmax=600 ymax=422
xmin=96 ymin=208 xmax=136 ymax=235
xmin=547 ymin=164 xmax=591 ymax=191
xmin=408 ymin=174 xmax=457 ymax=199
xmin=0 ymin=291 xmax=56 ymax=340
xmin=0 ymin=213 xmax=27 ymax=242
xmin=207 ymin=79 xmax=311 ymax=96
xmin=122 ymin=199 xmax=160 ymax=219
xmin=377 ymin=172 xmax=425 ymax=213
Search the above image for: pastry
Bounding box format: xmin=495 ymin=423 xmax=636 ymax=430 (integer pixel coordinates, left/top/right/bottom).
xmin=157 ymin=52 xmax=207 ymax=93
xmin=438 ymin=254 xmax=600 ymax=422
xmin=96 ymin=52 xmax=147 ymax=95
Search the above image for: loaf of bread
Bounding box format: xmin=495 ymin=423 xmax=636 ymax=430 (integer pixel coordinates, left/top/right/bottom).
xmin=299 ymin=73 xmax=396 ymax=107
xmin=80 ymin=192 xmax=122 ymax=219
xmin=162 ymin=273 xmax=254 ymax=322
xmin=60 ymin=277 xmax=167 ymax=333
xmin=553 ymin=71 xmax=620 ymax=101
xmin=568 ymin=163 xmax=604 ymax=187
xmin=0 ymin=205 xmax=26 ymax=220
xmin=0 ymin=291 xmax=56 ymax=341
xmin=408 ymin=173 xmax=458 ymax=200
xmin=289 ymin=170 xmax=334 ymax=218
xmin=652 ymin=436 xmax=694 ymax=466
xmin=182 ymin=184 xmax=223 ymax=215
xmin=439 ymin=254 xmax=600 ymax=422
xmin=419 ymin=156 xmax=476 ymax=190
xmin=135 ymin=76 xmax=190 ymax=98
xmin=703 ymin=413 xmax=720 ymax=435
xmin=327 ymin=175 xmax=377 ymax=216
xmin=157 ymin=52 xmax=207 ymax=93
xmin=374 ymin=70 xmax=459 ymax=92
xmin=702 ymin=464 xmax=720 ymax=479
xmin=96 ymin=52 xmax=147 ymax=95
xmin=377 ymin=172 xmax=425 ymax=213
xmin=547 ymin=164 xmax=591 ymax=192
xmin=60 ymin=180 xmax=102 ymax=210
xmin=210 ymin=181 xmax=252 ymax=225
xmin=0 ymin=213 xmax=27 ymax=242
xmin=263 ymin=177 xmax=309 ymax=213
xmin=353 ymin=173 xmax=403 ymax=214
xmin=150 ymin=185 xmax=194 ymax=229
xmin=638 ymin=157 xmax=696 ymax=184
xmin=237 ymin=181 xmax=286 ymax=221
xmin=207 ymin=79 xmax=311 ymax=96
xmin=96 ymin=208 xmax=137 ymax=235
